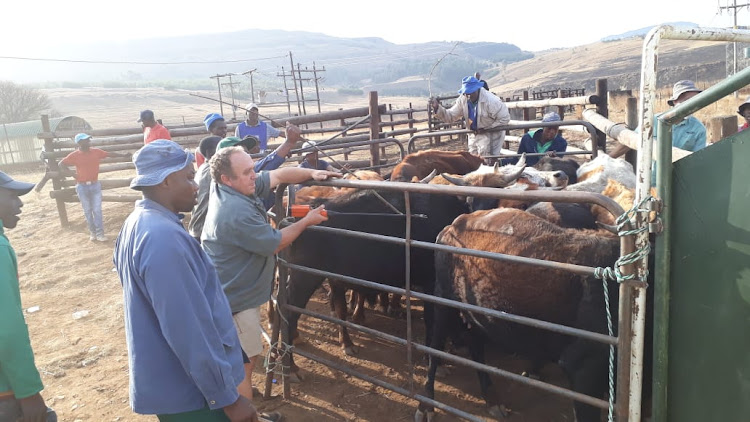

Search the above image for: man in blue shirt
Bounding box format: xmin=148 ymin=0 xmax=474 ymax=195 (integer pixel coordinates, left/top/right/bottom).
xmin=201 ymin=145 xmax=339 ymax=409
xmin=610 ymin=80 xmax=707 ymax=159
xmin=113 ymin=140 xmax=258 ymax=422
xmin=505 ymin=111 xmax=567 ymax=166
xmin=235 ymin=104 xmax=285 ymax=153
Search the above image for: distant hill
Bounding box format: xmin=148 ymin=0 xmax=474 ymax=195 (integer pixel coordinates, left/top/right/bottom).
xmin=600 ymin=22 xmax=699 ymax=42
xmin=1 ymin=29 xmax=532 ymax=97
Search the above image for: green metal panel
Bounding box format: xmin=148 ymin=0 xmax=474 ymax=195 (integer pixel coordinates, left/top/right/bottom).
xmin=667 ymin=133 xmax=750 ymax=421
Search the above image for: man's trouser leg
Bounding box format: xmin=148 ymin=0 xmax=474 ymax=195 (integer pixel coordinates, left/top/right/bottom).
xmin=75 ymin=183 xmax=96 ymax=236
xmin=90 ymin=182 xmax=104 ymax=237
xmin=157 ymin=407 xmax=230 ymax=421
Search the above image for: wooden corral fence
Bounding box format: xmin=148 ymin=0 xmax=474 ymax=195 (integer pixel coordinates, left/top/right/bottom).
xmin=420 ymin=78 xmax=610 ymax=155
xmin=38 ymin=92 xmax=431 ymax=227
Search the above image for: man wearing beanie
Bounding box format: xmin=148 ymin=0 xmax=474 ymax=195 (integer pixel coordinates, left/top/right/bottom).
xmin=429 ymin=76 xmax=510 ymax=162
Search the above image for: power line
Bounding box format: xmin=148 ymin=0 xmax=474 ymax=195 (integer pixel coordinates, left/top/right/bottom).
xmin=0 ymin=54 xmax=288 ymax=65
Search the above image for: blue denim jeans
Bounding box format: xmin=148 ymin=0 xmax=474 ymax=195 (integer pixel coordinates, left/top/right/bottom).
xmin=75 ymin=182 xmax=104 ymax=237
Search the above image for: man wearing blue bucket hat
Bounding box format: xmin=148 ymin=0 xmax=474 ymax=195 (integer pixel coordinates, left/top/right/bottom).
xmin=113 ymin=140 xmax=259 ymax=422
xmin=430 ymin=76 xmax=510 ymax=162
xmin=59 ymin=133 xmax=129 ymax=242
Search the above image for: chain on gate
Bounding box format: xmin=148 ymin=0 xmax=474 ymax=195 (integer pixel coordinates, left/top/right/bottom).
xmin=593 ymin=195 xmax=654 ymax=422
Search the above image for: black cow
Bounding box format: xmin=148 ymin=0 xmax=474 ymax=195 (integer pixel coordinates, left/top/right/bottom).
xmin=285 ymin=187 xmax=470 ymax=361
xmin=535 ymin=156 xmax=580 ymax=184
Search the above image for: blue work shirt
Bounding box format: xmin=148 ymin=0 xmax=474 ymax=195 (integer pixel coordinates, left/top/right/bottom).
xmin=113 ymin=199 xmax=244 ymax=415
xmin=663 ymin=115 xmax=707 ymax=152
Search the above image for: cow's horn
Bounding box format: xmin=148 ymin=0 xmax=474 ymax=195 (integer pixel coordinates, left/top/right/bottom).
xmin=516 ymin=153 xmax=527 ymax=168
xmin=502 ymin=165 xmax=526 ymax=185
xmin=419 ymin=169 xmax=438 ymax=184
xmin=493 ymin=162 xmax=500 ymax=173
xmin=441 ymin=173 xmax=467 ymax=186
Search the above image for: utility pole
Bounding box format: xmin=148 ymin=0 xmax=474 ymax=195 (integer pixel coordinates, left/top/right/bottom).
xmin=242 ymin=69 xmax=257 ymax=103
xmin=289 ymin=51 xmax=302 ymax=116
xmin=210 ymin=74 xmax=225 ymax=116
xmin=720 ymin=0 xmax=750 ymax=90
xmin=222 ymin=74 xmax=241 ymax=121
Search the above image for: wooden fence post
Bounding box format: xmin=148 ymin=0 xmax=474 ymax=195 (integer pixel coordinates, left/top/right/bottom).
xmin=708 ymin=115 xmax=738 ymax=144
xmin=42 ymin=114 xmax=69 ymax=227
xmin=368 ymin=92 xmax=381 ymax=174
xmin=523 ymin=90 xmax=530 ymax=133
xmin=595 ymin=78 xmax=609 ymax=151
xmin=557 ymin=89 xmax=566 ymax=120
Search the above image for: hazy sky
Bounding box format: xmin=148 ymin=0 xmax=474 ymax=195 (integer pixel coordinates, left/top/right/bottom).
xmin=1 ymin=0 xmax=745 ymax=53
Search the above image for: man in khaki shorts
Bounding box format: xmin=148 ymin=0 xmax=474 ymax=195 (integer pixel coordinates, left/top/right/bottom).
xmin=201 ymin=129 xmax=339 ymax=421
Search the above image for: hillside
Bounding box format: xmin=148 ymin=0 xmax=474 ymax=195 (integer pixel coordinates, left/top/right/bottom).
xmin=485 ymin=38 xmax=728 ymax=96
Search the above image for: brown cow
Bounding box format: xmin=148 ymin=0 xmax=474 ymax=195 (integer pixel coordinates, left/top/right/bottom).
xmin=390 ymin=150 xmax=484 ymax=182
xmin=417 ymin=208 xmax=620 ymax=421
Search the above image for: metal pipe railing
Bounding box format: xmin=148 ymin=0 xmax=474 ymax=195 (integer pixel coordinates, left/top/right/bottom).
xmin=407 ymin=120 xmax=598 ymax=159
xmin=271 ymin=178 xmax=636 ymax=421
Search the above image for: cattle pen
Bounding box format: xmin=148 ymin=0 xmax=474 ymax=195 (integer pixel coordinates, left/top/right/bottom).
xmin=268 ymin=178 xmax=640 ymax=421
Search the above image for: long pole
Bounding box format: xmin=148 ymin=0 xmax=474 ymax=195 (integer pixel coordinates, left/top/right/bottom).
xmin=289 ymin=51 xmax=302 ymax=116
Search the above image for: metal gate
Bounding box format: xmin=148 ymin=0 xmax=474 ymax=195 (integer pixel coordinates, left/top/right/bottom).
xmin=267 ymin=179 xmax=646 ymax=421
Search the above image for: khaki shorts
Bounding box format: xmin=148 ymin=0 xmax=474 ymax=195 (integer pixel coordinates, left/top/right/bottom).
xmin=232 ymin=307 xmax=264 ymax=358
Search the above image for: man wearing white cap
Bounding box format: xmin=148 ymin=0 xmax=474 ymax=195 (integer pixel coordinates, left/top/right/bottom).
xmin=610 ymin=80 xmax=706 ymax=159
xmin=114 ymin=140 xmax=259 ymax=422
xmin=235 ymin=104 xmax=286 ymax=154
xmin=298 ymin=140 xmax=339 ymax=172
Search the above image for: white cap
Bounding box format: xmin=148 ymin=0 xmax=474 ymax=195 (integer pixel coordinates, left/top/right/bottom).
xmin=245 ymin=103 xmax=258 ymax=111
xmin=302 ymin=140 xmax=317 ymax=152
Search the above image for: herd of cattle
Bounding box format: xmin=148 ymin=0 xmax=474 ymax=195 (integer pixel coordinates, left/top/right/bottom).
xmin=278 ymin=149 xmax=652 ymax=421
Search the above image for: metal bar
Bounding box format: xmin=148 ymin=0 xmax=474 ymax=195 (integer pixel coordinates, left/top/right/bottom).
xmin=295 ymin=224 xmax=613 ymax=279
xmin=403 ymin=192 xmax=415 ymax=394
xmin=281 ymin=262 xmax=618 ymax=346
xmin=286 ymin=304 xmax=611 ymax=411
xmin=484 ymin=151 xmax=592 ymax=159
xmin=294 ymin=178 xmax=625 ymax=220
xmin=291 ymin=347 xmax=484 ymax=422
xmin=407 ymin=120 xmax=598 ymax=156
xmin=503 ymin=95 xmax=599 ymax=109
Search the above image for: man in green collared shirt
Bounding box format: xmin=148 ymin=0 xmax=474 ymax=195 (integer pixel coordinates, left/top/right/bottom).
xmin=201 ymin=142 xmax=339 ymax=416
xmin=0 ymin=171 xmax=56 ymax=422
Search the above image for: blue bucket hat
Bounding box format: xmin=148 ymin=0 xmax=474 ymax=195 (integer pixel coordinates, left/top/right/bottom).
xmin=74 ymin=133 xmax=92 ymax=144
xmin=204 ymin=113 xmax=225 ymax=131
xmin=457 ymin=76 xmax=484 ymax=95
xmin=130 ymin=139 xmax=194 ymax=190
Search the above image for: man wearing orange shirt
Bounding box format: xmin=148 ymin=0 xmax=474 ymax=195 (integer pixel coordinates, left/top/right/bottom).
xmin=139 ymin=110 xmax=171 ymax=145
xmin=60 ymin=133 xmax=129 ymax=242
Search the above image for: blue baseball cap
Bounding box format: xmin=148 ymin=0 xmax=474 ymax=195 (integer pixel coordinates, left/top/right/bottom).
xmin=204 ymin=113 xmax=225 ymax=131
xmin=542 ymin=112 xmax=561 ymax=123
xmin=130 ymin=140 xmax=194 ymax=190
xmin=74 ymin=133 xmax=92 ymax=144
xmin=457 ymin=76 xmax=484 ymax=95
xmin=137 ymin=110 xmax=154 ymax=123
xmin=0 ymin=171 xmax=35 ymax=195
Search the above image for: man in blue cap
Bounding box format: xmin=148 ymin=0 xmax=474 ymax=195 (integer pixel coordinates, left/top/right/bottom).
xmin=430 ymin=76 xmax=510 ymax=162
xmin=59 ymin=133 xmax=129 ymax=242
xmin=113 ymin=140 xmax=259 ymax=422
xmin=197 ymin=114 xmax=229 ymax=168
xmin=506 ymin=111 xmax=568 ymax=166
xmin=0 ymin=172 xmax=58 ymax=422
